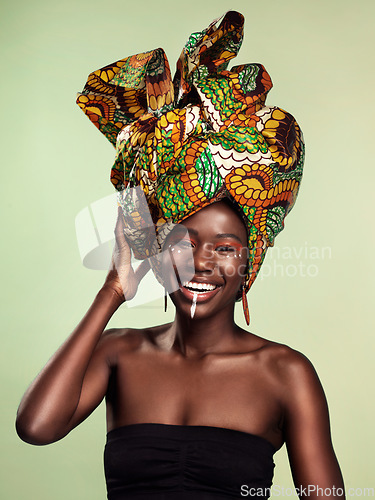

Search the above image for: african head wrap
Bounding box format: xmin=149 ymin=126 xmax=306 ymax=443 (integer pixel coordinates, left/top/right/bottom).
xmin=77 ymin=11 xmax=305 ymax=293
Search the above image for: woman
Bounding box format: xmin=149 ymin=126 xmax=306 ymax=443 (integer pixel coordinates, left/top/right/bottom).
xmin=16 ymin=11 xmax=344 ymax=500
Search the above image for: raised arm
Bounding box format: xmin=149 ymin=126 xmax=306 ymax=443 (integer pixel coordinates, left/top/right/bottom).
xmin=282 ymin=350 xmax=345 ymax=499
xmin=16 ymin=209 xmax=149 ymax=445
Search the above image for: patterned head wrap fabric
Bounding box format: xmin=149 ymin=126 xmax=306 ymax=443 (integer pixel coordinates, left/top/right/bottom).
xmin=77 ymin=11 xmax=305 ymax=293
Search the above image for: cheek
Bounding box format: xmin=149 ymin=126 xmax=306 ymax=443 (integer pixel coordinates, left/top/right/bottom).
xmin=160 ymin=252 xmax=177 ymax=291
xmin=221 ymin=257 xmax=248 ymax=283
xmin=161 ymin=250 xmax=195 ymax=292
xmin=223 ymin=263 xmax=239 ymax=278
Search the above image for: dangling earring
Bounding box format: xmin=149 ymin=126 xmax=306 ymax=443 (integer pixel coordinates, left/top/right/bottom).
xmin=242 ymin=286 xmax=250 ymax=325
xmin=164 ymin=288 xmax=168 ymax=312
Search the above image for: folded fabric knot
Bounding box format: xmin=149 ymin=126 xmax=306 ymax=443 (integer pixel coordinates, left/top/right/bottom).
xmin=77 ymin=10 xmax=305 ymax=292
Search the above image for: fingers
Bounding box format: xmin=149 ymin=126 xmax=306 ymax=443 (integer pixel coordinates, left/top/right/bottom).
xmin=111 ymin=207 xmax=132 ymax=271
xmin=114 ymin=205 xmax=151 ymax=292
xmin=114 ymin=206 xmax=128 ymax=249
xmin=134 ymin=260 xmax=151 ymax=284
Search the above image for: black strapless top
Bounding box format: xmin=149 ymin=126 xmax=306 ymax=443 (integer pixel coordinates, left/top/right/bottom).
xmin=104 ymin=423 xmax=276 ymax=499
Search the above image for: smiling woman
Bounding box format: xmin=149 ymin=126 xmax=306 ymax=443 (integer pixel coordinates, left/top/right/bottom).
xmin=16 ymin=10 xmax=345 ymax=500
xmin=164 ymin=202 xmax=249 ymax=323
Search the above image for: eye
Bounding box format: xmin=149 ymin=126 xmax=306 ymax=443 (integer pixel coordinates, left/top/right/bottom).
xmin=215 ymin=244 xmax=238 ymax=255
xmin=215 ymin=243 xmax=242 ymax=259
xmin=168 ymin=238 xmax=195 ymax=253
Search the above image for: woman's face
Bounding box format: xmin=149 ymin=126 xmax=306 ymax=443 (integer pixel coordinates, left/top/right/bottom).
xmin=162 ymin=201 xmax=248 ymax=320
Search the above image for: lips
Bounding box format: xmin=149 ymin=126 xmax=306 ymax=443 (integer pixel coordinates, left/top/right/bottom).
xmin=179 ymin=280 xmax=223 ymax=302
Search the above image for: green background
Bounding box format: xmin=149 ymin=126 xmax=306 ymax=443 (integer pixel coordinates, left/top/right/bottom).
xmin=1 ymin=0 xmax=374 ymax=498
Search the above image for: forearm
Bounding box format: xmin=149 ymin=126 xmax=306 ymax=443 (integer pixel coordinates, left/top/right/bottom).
xmin=16 ymin=286 xmax=122 ymax=443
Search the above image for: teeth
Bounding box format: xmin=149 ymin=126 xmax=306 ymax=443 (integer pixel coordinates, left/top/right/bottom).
xmin=182 ymin=281 xmax=217 ymax=292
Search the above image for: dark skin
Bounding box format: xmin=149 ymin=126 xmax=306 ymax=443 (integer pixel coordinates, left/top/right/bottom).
xmin=16 ymin=201 xmax=345 ymax=498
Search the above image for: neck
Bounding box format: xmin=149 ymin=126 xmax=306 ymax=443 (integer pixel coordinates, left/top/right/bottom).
xmin=171 ymin=304 xmax=240 ymax=359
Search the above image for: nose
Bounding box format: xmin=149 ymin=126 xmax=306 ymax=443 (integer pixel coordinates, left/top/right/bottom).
xmin=193 ymin=243 xmax=215 ymax=273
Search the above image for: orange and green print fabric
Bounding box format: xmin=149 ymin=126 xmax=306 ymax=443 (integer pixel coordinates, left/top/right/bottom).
xmin=77 ymin=11 xmax=305 ymax=291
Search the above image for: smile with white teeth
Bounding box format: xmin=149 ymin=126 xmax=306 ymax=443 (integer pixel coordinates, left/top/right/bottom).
xmin=182 ymin=281 xmax=219 ymax=293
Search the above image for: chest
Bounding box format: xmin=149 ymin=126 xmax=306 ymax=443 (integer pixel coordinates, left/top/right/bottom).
xmin=106 ymin=350 xmax=282 ymax=439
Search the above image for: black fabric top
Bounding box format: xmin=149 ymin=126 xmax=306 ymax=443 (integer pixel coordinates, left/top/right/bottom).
xmin=104 ymin=423 xmax=276 ymax=499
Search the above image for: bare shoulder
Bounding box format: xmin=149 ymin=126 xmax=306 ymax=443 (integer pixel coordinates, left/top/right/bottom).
xmin=263 ymin=342 xmax=317 ymax=378
xmin=245 ymin=333 xmax=322 ymax=391
xmin=96 ymin=322 xmax=174 ymax=362
xmin=257 ymin=340 xmax=326 ymax=411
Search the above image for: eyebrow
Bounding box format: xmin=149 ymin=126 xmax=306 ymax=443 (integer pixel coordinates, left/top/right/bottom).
xmin=215 ymin=233 xmax=244 ymax=244
xmin=172 ymin=227 xmax=243 ymax=244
